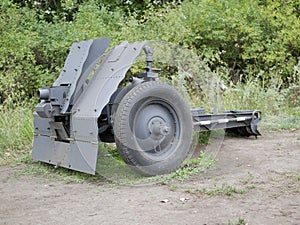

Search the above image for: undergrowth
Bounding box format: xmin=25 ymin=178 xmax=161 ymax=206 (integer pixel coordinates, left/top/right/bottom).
xmin=0 ymin=107 xmax=33 ymax=166
xmin=222 ymin=79 xmax=300 ymax=131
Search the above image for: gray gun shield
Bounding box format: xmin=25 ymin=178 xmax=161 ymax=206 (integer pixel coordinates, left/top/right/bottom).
xmin=32 ymin=39 xmax=146 ymax=174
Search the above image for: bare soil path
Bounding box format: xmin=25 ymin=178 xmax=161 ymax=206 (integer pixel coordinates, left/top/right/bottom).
xmin=0 ymin=131 xmax=299 ymax=225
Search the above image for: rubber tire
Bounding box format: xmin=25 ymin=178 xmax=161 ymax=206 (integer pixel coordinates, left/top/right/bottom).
xmin=113 ymin=81 xmax=193 ymax=176
xmin=111 ymin=82 xmax=140 ymax=117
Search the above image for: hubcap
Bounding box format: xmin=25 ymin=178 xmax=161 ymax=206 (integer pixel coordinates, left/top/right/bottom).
xmin=131 ymin=98 xmax=180 ymax=159
xmin=148 ymin=117 xmax=170 ymax=140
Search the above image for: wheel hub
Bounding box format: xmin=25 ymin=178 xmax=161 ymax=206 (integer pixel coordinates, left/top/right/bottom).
xmin=148 ymin=117 xmax=170 ymax=140
xmin=132 ymin=100 xmax=179 ymax=154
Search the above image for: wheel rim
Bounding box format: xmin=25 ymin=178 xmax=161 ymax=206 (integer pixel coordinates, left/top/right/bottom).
xmin=130 ymin=97 xmax=181 ymax=160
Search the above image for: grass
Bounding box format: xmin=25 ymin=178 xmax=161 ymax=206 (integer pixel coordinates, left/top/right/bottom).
xmin=221 ymin=80 xmax=300 ymax=132
xmin=171 ymin=151 xmax=216 ymax=181
xmin=185 ymin=183 xmax=246 ymax=197
xmin=242 ymin=172 xmax=255 ymax=185
xmin=13 ymin=143 xmax=217 ymax=185
xmin=292 ymin=174 xmax=300 ymax=182
xmin=94 ymin=145 xmax=217 ymax=185
xmin=261 ymin=113 xmax=300 ymax=131
xmin=0 ymin=107 xmax=33 ymax=166
xmin=184 ymin=172 xmax=258 ymax=198
xmin=18 ymin=161 xmax=104 ymax=184
xmin=228 ymin=218 xmax=248 ymax=225
xmin=169 ymin=184 xmax=178 ymax=191
xmin=205 ymin=184 xmax=245 ymax=196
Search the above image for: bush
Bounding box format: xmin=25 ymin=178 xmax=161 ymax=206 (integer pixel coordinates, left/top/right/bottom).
xmin=178 ymin=0 xmax=299 ymax=85
xmin=1 ymin=0 xmax=299 ymax=106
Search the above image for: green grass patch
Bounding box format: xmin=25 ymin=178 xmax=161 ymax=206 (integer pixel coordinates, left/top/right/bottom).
xmin=0 ymin=107 xmax=33 ymax=166
xmin=186 ymin=183 xmax=246 ymax=197
xmin=292 ymin=174 xmax=300 ymax=182
xmin=204 ymin=184 xmax=245 ymax=196
xmin=18 ymin=161 xmax=104 ymax=184
xmin=228 ymin=218 xmax=248 ymax=225
xmin=10 ymin=134 xmax=216 ymax=185
xmin=242 ymin=172 xmax=255 ymax=185
xmin=261 ymin=113 xmax=300 ymax=131
xmin=171 ymin=151 xmax=216 ymax=181
xmin=197 ymin=131 xmax=212 ymax=145
xmin=95 ymin=144 xmax=216 ymax=185
xmin=221 ymin=81 xmax=299 ymax=131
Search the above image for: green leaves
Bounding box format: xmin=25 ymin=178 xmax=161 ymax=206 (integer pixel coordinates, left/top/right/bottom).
xmin=178 ymin=0 xmax=299 ymax=84
xmin=0 ymin=0 xmax=299 ymax=106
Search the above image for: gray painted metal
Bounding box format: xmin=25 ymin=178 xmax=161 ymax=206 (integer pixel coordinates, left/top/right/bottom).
xmin=192 ymin=109 xmax=262 ymax=136
xmin=36 ymin=86 xmax=70 ymax=118
xmin=32 ymin=38 xmax=146 ymax=175
xmin=54 ymin=38 xmax=110 ymax=113
xmin=68 ymin=41 xmax=146 ymax=174
xmin=35 ymin=38 xmax=110 ymax=119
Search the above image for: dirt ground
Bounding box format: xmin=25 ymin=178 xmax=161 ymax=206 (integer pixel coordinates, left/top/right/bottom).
xmin=0 ymin=130 xmax=299 ymax=225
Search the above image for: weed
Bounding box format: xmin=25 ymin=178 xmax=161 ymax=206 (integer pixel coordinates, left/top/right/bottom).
xmin=0 ymin=107 xmax=33 ymax=166
xmin=228 ymin=218 xmax=248 ymax=225
xmin=261 ymin=113 xmax=300 ymax=131
xmin=185 ymin=188 xmax=193 ymax=194
xmin=293 ymin=174 xmax=300 ymax=182
xmin=246 ymin=185 xmax=256 ymax=190
xmin=187 ymin=183 xmax=245 ymax=197
xmin=160 ymin=180 xmax=169 ymax=185
xmin=169 ymin=185 xmax=177 ymax=191
xmin=198 ymin=131 xmax=211 ymax=145
xmin=171 ymin=151 xmax=216 ymax=180
xmin=242 ymin=172 xmax=254 ymax=185
xmin=18 ymin=161 xmax=104 ymax=184
xmin=222 ymin=79 xmax=300 ymax=131
xmin=205 ymin=184 xmax=245 ymax=196
xmin=106 ymin=144 xmax=122 ymax=161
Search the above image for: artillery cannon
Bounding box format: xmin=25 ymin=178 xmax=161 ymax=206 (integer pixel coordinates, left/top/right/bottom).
xmin=32 ymin=38 xmax=261 ymax=176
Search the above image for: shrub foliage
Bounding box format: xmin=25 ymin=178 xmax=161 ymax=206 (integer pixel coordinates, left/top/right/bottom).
xmin=0 ymin=0 xmax=299 ymax=105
